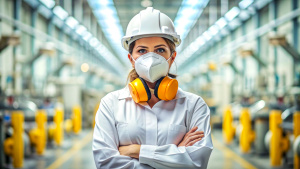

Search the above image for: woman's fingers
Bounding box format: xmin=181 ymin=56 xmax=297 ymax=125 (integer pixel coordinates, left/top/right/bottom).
xmin=187 ymin=131 xmax=204 ymax=137
xmin=183 ymin=127 xmax=200 ymax=139
xmin=186 ymin=128 xmax=203 ymax=137
xmin=186 ymin=137 xmax=202 ymax=147
xmin=186 ymin=134 xmax=204 ymax=143
xmin=184 ymin=131 xmax=204 ymax=141
xmin=186 ymin=126 xmax=198 ymax=135
xmin=179 ymin=134 xmax=204 ymax=147
xmin=178 ymin=127 xmax=205 ymax=147
xmin=183 ymin=131 xmax=204 ymax=147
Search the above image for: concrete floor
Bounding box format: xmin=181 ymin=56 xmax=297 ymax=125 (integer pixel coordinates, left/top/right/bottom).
xmin=5 ymin=129 xmax=294 ymax=169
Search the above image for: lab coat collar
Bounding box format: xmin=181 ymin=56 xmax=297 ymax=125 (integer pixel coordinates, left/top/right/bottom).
xmin=118 ymin=85 xmax=186 ymax=100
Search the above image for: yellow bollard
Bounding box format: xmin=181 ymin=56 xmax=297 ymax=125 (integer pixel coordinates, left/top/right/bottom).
xmin=93 ymin=102 xmax=100 ymax=128
xmin=4 ymin=137 xmax=13 ymax=156
xmin=29 ymin=110 xmax=47 ymax=155
xmin=53 ymin=108 xmax=64 ymax=146
xmin=64 ymin=119 xmax=73 ymax=133
xmin=294 ymin=111 xmax=300 ymax=169
xmin=48 ymin=126 xmax=54 ymax=141
xmin=12 ymin=112 xmax=24 ymax=168
xmin=222 ymin=106 xmax=236 ymax=144
xmin=239 ymin=108 xmax=255 ymax=153
xmin=3 ymin=111 xmax=24 ymax=168
xmin=72 ymin=105 xmax=82 ymax=134
xmin=270 ymin=110 xmax=290 ymax=167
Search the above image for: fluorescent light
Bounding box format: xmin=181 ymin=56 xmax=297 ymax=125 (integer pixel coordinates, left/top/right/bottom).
xmin=183 ymin=0 xmax=202 ymax=6
xmin=101 ymin=19 xmax=119 ymax=28
xmin=89 ymin=38 xmax=99 ymax=47
xmin=65 ymin=16 xmax=79 ymax=29
xmin=38 ymin=5 xmax=53 ymax=19
xmin=215 ymin=17 xmax=227 ymax=29
xmin=174 ymin=0 xmax=210 ymax=41
xmin=178 ymin=8 xmax=199 ymax=18
xmin=105 ymin=27 xmax=122 ymax=35
xmin=228 ymin=18 xmax=242 ymax=29
xmin=220 ymin=29 xmax=230 ymax=36
xmin=94 ymin=7 xmax=115 ymax=16
xmin=53 ymin=6 xmax=68 ymax=20
xmin=39 ymin=0 xmax=55 ymax=9
xmin=225 ymin=7 xmax=240 ymax=21
xmin=208 ymin=25 xmax=219 ymax=36
xmin=98 ymin=0 xmax=113 ymax=6
xmin=83 ymin=32 xmax=92 ymax=41
xmin=239 ymin=10 xmax=250 ymax=21
xmin=96 ymin=45 xmax=104 ymax=52
xmin=52 ymin=16 xmax=64 ymax=28
xmin=75 ymin=25 xmax=87 ymax=35
xmin=176 ymin=3 xmax=251 ymax=68
xmin=195 ymin=36 xmax=206 ymax=46
xmin=203 ymin=31 xmax=212 ymax=41
xmin=87 ymin=0 xmax=128 ymax=67
xmin=189 ymin=42 xmax=200 ymax=52
xmin=239 ymin=0 xmax=254 ymax=9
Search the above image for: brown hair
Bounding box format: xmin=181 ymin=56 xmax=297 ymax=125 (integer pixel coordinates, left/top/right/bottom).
xmin=127 ymin=38 xmax=177 ymax=83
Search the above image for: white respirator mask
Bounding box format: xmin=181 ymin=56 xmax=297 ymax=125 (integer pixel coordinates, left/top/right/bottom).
xmin=132 ymin=52 xmax=172 ymax=83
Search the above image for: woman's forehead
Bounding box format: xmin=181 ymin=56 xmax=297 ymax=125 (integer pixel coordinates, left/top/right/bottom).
xmin=135 ymin=37 xmax=167 ymax=46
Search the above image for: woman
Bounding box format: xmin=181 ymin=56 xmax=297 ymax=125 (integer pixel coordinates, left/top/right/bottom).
xmin=93 ymin=7 xmax=213 ymax=169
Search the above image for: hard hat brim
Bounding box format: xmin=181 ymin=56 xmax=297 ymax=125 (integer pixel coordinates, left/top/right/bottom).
xmin=121 ymin=33 xmax=181 ymax=51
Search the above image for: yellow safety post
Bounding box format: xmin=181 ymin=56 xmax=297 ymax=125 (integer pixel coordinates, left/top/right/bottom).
xmin=48 ymin=125 xmax=54 ymax=141
xmin=49 ymin=108 xmax=64 ymax=145
xmin=64 ymin=119 xmax=73 ymax=133
xmin=93 ymin=102 xmax=100 ymax=128
xmin=29 ymin=110 xmax=47 ymax=155
xmin=54 ymin=108 xmax=64 ymax=145
xmin=239 ymin=108 xmax=255 ymax=153
xmin=222 ymin=106 xmax=236 ymax=144
xmin=270 ymin=110 xmax=290 ymax=167
xmin=294 ymin=111 xmax=300 ymax=169
xmin=72 ymin=105 xmax=82 ymax=134
xmin=3 ymin=111 xmax=24 ymax=168
xmin=4 ymin=138 xmax=13 ymax=155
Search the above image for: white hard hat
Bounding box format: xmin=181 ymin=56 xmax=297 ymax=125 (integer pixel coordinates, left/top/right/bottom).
xmin=121 ymin=7 xmax=181 ymax=51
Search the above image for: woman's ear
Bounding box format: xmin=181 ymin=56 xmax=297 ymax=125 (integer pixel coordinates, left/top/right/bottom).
xmin=170 ymin=51 xmax=177 ymax=64
xmin=128 ymin=53 xmax=135 ymax=68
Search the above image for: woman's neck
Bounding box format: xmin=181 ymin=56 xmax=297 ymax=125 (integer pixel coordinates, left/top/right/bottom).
xmin=145 ymin=81 xmax=156 ymax=89
xmin=145 ymin=81 xmax=160 ymax=108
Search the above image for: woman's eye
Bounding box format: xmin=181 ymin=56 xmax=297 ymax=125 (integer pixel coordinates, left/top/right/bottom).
xmin=156 ymin=48 xmax=165 ymax=53
xmin=138 ymin=49 xmax=146 ymax=53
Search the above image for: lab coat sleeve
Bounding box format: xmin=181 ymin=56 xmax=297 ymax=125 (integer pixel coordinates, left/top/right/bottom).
xmin=93 ymin=97 xmax=153 ymax=169
xmin=139 ymin=98 xmax=213 ymax=169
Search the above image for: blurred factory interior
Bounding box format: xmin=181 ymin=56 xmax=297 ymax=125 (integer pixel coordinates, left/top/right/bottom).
xmin=0 ymin=0 xmax=300 ymax=168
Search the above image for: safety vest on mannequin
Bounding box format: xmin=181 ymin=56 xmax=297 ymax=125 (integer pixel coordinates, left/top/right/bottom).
xmin=121 ymin=7 xmax=181 ymax=103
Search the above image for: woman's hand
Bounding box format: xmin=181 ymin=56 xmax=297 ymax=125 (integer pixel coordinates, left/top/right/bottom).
xmin=119 ymin=144 xmax=141 ymax=159
xmin=178 ymin=126 xmax=204 ymax=147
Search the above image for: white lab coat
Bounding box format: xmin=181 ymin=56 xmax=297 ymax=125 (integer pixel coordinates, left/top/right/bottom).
xmin=93 ymin=87 xmax=213 ymax=169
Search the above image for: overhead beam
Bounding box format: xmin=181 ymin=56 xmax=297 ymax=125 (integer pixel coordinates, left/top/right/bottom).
xmin=0 ymin=35 xmax=20 ymax=53
xmin=239 ymin=48 xmax=267 ymax=68
xmin=269 ymin=34 xmax=300 ymax=62
xmin=27 ymin=43 xmax=56 ymax=65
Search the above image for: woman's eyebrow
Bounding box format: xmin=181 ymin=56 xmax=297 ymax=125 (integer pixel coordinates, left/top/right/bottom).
xmin=136 ymin=45 xmax=148 ymax=49
xmin=154 ymin=44 xmax=167 ymax=48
